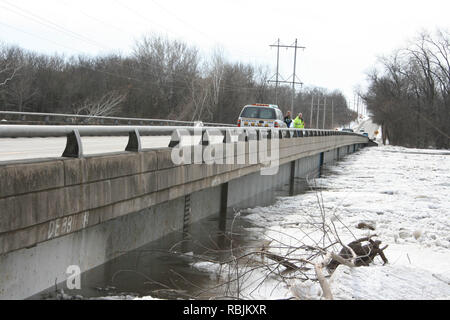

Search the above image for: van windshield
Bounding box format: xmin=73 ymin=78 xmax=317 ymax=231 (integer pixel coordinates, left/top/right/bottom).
xmin=240 ymin=107 xmax=276 ymax=119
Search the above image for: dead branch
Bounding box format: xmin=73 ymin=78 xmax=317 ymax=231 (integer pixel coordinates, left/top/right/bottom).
xmin=75 ymin=90 xmax=127 ymax=118
xmin=261 ymin=251 xmax=308 ymax=272
xmin=314 ymin=263 xmax=333 ymax=300
xmin=0 ymin=64 xmax=21 ymax=86
xmin=327 ymin=236 xmax=388 ymax=272
xmin=330 ymin=252 xmax=356 ymax=268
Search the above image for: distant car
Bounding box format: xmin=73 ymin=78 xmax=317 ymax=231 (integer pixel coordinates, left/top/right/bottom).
xmin=363 ymin=132 xmax=369 ymax=137
xmin=342 ymin=128 xmax=354 ymax=132
xmin=360 ymin=128 xmax=365 ymax=132
xmin=237 ymin=104 xmax=287 ymax=128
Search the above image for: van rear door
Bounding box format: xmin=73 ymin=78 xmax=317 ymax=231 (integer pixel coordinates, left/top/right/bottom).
xmin=239 ymin=106 xmax=276 ymax=127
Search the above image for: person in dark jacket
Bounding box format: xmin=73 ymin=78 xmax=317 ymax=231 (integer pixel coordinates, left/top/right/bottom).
xmin=284 ymin=111 xmax=292 ymax=128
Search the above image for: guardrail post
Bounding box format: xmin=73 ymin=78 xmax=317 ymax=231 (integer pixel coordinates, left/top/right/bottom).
xmin=125 ymin=128 xmax=142 ymax=152
xmin=237 ymin=129 xmax=247 ymax=142
xmin=169 ymin=129 xmax=182 ymax=148
xmin=62 ymin=129 xmax=83 ymax=158
xmin=202 ymin=129 xmax=210 ymax=146
xmin=278 ymin=129 xmax=283 ymax=139
xmin=222 ymin=129 xmax=236 ymax=143
xmin=285 ymin=129 xmax=292 ymax=138
xmin=246 ymin=128 xmax=257 ymax=141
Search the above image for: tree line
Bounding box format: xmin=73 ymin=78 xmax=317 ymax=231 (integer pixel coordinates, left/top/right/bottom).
xmin=362 ymin=29 xmax=449 ymax=149
xmin=0 ymin=34 xmax=356 ymax=127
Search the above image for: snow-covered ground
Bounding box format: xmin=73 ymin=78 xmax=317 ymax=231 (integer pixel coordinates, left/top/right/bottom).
xmin=189 ymin=145 xmax=450 ymax=300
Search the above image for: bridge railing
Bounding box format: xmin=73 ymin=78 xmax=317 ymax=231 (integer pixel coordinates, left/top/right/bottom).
xmin=0 ymin=110 xmax=234 ymax=127
xmin=0 ymin=124 xmax=365 ymax=158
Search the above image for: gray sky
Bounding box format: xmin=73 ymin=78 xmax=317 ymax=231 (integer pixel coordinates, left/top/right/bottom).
xmin=1 ymin=0 xmax=449 ymax=105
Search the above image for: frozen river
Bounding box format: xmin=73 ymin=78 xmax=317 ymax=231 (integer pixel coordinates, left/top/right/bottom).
xmin=236 ymin=144 xmax=450 ymax=299
xmin=37 ymin=144 xmax=450 ymax=300
xmin=191 ymin=144 xmax=450 ymax=300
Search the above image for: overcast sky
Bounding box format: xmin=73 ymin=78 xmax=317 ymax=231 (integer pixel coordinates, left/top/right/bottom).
xmin=1 ymin=0 xmax=449 ymax=105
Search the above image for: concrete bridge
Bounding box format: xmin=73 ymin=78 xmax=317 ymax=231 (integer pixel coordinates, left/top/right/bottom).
xmin=0 ymin=120 xmax=372 ymax=299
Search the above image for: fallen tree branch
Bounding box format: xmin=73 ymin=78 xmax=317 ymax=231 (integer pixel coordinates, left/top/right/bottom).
xmin=314 ymin=263 xmax=333 ymax=300
xmin=261 ymin=252 xmax=310 ymax=272
xmin=327 ymin=236 xmax=388 ymax=272
xmin=330 ymin=252 xmax=356 ymax=268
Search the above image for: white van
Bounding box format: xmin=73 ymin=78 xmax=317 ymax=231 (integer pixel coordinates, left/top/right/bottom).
xmin=237 ymin=104 xmax=287 ymax=128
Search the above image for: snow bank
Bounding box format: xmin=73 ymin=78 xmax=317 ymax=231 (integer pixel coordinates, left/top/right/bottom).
xmin=330 ymin=265 xmax=450 ymax=300
xmin=239 ymin=145 xmax=450 ymax=299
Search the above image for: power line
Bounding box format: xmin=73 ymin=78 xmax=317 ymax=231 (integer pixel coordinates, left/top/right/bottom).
xmin=2 ymin=0 xmax=272 ymax=86
xmin=268 ymin=38 xmax=305 ymax=114
xmin=0 ymin=21 xmax=268 ymax=95
xmin=0 ymin=5 xmax=293 ymax=98
xmin=0 ymin=20 xmax=83 ymax=53
xmin=149 ymin=0 xmax=214 ymax=43
xmin=0 ymin=0 xmax=113 ymax=52
xmin=137 ymin=0 xmax=271 ymax=62
xmin=58 ymin=0 xmax=132 ymax=38
xmin=113 ymin=0 xmax=186 ymax=40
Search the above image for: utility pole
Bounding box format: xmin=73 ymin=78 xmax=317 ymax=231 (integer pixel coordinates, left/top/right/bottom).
xmin=316 ymin=94 xmax=320 ymax=129
xmin=357 ymin=95 xmax=359 ymax=119
xmin=331 ymin=99 xmax=334 ymax=129
xmin=323 ymin=96 xmax=327 ymax=129
xmin=270 ymin=39 xmax=280 ymax=104
xmin=310 ymin=94 xmax=314 ymax=128
xmin=291 ymin=39 xmax=299 ymax=116
xmin=268 ymin=39 xmax=305 ymax=114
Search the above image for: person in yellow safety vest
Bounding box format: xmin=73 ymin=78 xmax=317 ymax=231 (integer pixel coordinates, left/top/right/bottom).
xmin=293 ymin=113 xmax=305 ymax=129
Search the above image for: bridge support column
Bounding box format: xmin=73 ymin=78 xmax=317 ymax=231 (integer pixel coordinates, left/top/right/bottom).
xmin=289 ymin=161 xmax=296 ymax=196
xmin=183 ymin=194 xmax=192 ymax=236
xmin=219 ymin=182 xmax=229 ymax=231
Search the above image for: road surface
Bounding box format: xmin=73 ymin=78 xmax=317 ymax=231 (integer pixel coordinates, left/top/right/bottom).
xmin=0 ymin=134 xmax=231 ymax=162
xmin=353 ymin=117 xmax=380 ymax=140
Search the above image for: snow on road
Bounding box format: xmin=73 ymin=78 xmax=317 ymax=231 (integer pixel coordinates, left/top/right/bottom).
xmin=192 ymin=145 xmax=450 ymax=299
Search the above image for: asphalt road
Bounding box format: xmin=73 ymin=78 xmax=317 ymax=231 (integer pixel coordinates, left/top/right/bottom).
xmin=354 ymin=118 xmax=380 ymax=140
xmin=0 ymin=122 xmax=378 ymax=163
xmin=0 ymin=135 xmax=231 ymax=162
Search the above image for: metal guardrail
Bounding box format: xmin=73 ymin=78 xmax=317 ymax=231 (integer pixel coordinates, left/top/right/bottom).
xmin=0 ymin=124 xmax=364 ymax=158
xmin=0 ymin=110 xmax=234 ymax=127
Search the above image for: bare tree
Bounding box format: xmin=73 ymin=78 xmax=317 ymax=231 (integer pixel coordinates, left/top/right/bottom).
xmin=0 ymin=63 xmax=21 ymax=87
xmin=363 ymin=28 xmax=450 ymax=148
xmin=74 ymin=90 xmax=127 ymax=117
xmin=188 ymin=75 xmax=210 ymax=121
xmin=207 ymin=47 xmax=226 ymax=120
